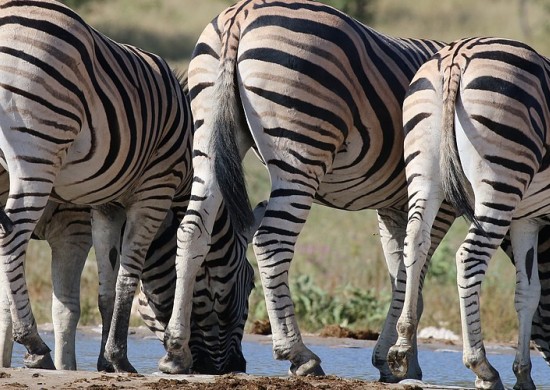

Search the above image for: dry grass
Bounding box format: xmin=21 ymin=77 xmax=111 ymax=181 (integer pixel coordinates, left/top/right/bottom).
xmin=372 ymin=0 xmax=549 ymax=55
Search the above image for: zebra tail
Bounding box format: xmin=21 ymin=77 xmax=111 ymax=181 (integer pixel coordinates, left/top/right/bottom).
xmin=439 ymin=63 xmax=484 ymax=233
xmin=211 ymin=28 xmax=254 ymax=235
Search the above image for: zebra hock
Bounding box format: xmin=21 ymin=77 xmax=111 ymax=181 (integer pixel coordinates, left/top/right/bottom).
xmin=0 ymin=0 xmax=188 ymax=372
xmin=160 ymin=0 xmax=455 ymax=380
xmin=389 ymin=37 xmax=550 ymax=390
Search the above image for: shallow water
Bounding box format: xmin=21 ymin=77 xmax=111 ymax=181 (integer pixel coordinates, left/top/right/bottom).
xmin=11 ymin=329 xmax=550 ymax=389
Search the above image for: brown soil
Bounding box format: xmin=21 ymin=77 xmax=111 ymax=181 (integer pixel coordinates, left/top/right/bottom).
xmin=0 ymin=370 xmax=416 ymax=389
xmin=249 ymin=321 xmax=381 ymax=341
xmin=318 ymin=324 xmax=379 ymax=340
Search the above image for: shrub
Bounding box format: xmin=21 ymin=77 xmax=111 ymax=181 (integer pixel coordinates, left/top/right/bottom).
xmin=247 ymin=274 xmax=389 ymax=333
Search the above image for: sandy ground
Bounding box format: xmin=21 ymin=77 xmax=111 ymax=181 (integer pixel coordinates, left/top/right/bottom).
xmin=0 ymin=369 xmax=426 ymax=389
xmin=0 ymin=327 xmax=472 ymax=389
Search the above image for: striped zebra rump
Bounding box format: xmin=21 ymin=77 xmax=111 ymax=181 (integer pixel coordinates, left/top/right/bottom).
xmin=393 ymin=37 xmax=550 ymax=389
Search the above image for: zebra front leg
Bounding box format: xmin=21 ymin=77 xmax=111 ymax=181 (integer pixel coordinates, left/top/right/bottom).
xmin=510 ymin=220 xmax=540 ymax=390
xmin=159 ymin=192 xmax=224 ymax=374
xmin=48 ymin=205 xmax=92 ymax=370
xmin=529 ymin=225 xmax=550 ymax=365
xmin=92 ymin=205 xmax=124 ymax=372
xmin=0 ymin=285 xmax=12 ymax=367
xmin=50 ymin=243 xmax=88 ymax=370
xmin=373 ymin=208 xmax=421 ymax=382
xmin=105 ymin=202 xmax=174 ymax=373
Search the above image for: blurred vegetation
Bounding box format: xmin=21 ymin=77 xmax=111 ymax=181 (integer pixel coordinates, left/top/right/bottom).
xmin=323 ymin=0 xmax=377 ymax=23
xmin=25 ymin=0 xmax=550 ymax=344
xmin=249 ymin=274 xmax=389 ymax=331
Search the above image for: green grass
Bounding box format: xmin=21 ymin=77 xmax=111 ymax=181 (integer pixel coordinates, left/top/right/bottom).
xmin=23 ymin=0 xmax=550 ymax=343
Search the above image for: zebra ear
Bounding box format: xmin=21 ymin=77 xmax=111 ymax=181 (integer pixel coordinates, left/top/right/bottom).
xmin=243 ymin=200 xmax=267 ymax=243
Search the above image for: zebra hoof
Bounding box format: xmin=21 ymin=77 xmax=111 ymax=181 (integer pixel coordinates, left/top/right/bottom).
xmin=378 ymin=373 xmax=402 ymax=384
xmin=513 ymin=362 xmax=535 ymax=390
xmin=387 ymin=343 xmax=411 ymax=379
xmin=288 ymin=360 xmax=325 ymax=376
xmin=111 ymin=358 xmax=137 ymax=373
xmin=23 ymin=352 xmax=55 ymax=369
xmin=513 ymin=380 xmax=536 ymax=390
xmin=475 ymin=377 xmax=505 ymax=390
xmin=97 ymin=356 xmax=115 ymax=373
xmin=158 ymin=352 xmax=192 ymax=374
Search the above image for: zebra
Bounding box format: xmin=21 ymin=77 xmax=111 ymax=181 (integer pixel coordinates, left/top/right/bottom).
xmin=389 ymin=37 xmax=550 ymax=389
xmin=137 ymin=200 xmax=265 ymax=374
xmin=0 ymin=0 xmax=191 ymax=373
xmin=158 ymin=0 xmax=457 ymax=379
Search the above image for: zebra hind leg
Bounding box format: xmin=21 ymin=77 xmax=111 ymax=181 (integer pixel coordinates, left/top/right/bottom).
xmin=252 ymin=191 xmax=324 ymax=377
xmin=510 ymin=220 xmax=540 ymax=390
xmin=372 ymin=208 xmax=422 ymax=382
xmin=388 ymin=196 xmax=444 ymax=379
xmin=455 ymin=222 xmax=507 ymax=390
xmin=0 ymin=181 xmax=55 ymax=369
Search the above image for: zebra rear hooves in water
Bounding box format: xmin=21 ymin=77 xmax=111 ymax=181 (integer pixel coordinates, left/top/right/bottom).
xmin=397 ymin=37 xmax=549 ymax=389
